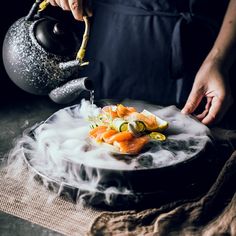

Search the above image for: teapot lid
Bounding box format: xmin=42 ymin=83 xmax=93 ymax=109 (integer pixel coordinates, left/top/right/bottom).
xmin=34 ymin=18 xmax=77 ymax=56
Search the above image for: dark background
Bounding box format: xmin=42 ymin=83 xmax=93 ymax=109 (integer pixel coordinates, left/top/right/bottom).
xmin=0 ymin=0 xmax=32 ymax=104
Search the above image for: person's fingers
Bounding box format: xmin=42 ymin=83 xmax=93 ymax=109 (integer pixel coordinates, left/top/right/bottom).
xmin=68 ymin=0 xmax=83 ymax=21
xmin=181 ymin=86 xmax=204 ymax=115
xmin=60 ymin=0 xmax=70 ymax=10
xmin=49 ymin=0 xmax=89 ymax=19
xmin=201 ymin=96 xmax=224 ymax=125
xmin=49 ymin=0 xmax=58 ymax=6
xmin=55 ymin=0 xmax=61 ymax=7
xmin=205 ymin=96 xmax=213 ymax=111
xmin=195 ymin=97 xmax=212 ymax=121
xmin=196 ymin=110 xmax=208 ymax=121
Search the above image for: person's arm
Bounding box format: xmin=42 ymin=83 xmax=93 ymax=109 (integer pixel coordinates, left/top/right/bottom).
xmin=210 ymin=0 xmax=236 ymax=70
xmin=182 ymin=0 xmax=236 ymax=125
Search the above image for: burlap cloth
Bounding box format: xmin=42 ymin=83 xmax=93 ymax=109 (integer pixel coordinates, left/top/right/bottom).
xmin=0 ymin=164 xmax=102 ymax=236
xmin=1 ymin=128 xmax=236 ymax=236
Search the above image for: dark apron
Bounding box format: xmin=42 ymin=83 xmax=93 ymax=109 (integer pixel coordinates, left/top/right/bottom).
xmin=82 ymin=0 xmax=229 ymax=106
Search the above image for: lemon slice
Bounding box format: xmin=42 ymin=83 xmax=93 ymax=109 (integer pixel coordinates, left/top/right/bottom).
xmin=149 ymin=132 xmax=166 ymax=141
xmin=141 ymin=110 xmax=168 ymax=132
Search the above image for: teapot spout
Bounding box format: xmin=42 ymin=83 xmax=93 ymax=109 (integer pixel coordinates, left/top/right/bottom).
xmin=49 ymin=77 xmax=93 ymax=104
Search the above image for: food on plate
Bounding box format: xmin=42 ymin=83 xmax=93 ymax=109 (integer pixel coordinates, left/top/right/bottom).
xmin=89 ymin=104 xmax=168 ymax=154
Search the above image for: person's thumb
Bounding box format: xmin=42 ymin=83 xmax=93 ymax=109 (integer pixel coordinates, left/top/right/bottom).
xmin=181 ymin=85 xmax=204 ymax=115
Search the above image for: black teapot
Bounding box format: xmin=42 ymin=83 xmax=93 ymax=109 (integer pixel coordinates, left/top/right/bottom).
xmin=2 ymin=0 xmax=93 ymax=104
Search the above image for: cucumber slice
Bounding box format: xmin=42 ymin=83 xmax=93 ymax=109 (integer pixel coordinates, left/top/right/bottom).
xmin=120 ymin=123 xmax=128 ymax=132
xmin=112 ymin=118 xmax=128 ymax=132
xmin=135 ymin=121 xmax=146 ymax=132
xmin=127 ymin=121 xmax=146 ymax=137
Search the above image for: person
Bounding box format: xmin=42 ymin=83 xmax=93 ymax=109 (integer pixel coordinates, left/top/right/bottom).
xmin=49 ymin=0 xmax=236 ymax=126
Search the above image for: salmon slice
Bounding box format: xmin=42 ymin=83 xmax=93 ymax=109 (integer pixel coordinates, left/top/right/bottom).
xmin=131 ymin=112 xmax=158 ymax=130
xmin=89 ymin=126 xmax=108 ymax=142
xmin=106 ymin=131 xmax=134 ymax=144
xmin=102 ymin=106 xmax=118 ymax=119
xmin=116 ymin=136 xmax=150 ymax=154
xmin=90 ymin=127 xmax=149 ymax=154
xmin=117 ymin=104 xmax=136 ymax=118
xmin=102 ymin=129 xmax=118 ymax=144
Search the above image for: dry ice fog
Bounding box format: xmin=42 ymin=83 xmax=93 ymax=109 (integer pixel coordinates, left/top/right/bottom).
xmin=6 ymin=100 xmax=212 ymax=207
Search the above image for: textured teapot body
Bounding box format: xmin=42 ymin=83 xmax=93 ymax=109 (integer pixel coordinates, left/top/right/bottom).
xmin=3 ymin=17 xmax=80 ymax=95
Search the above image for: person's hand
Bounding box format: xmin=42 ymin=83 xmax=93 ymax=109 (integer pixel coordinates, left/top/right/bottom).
xmin=181 ymin=59 xmax=233 ymax=125
xmin=48 ymin=0 xmax=92 ymax=21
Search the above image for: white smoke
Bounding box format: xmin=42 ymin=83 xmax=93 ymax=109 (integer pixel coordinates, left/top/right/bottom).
xmin=6 ymin=99 xmax=212 ymax=207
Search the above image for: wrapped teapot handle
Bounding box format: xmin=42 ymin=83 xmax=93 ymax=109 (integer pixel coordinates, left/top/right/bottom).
xmin=27 ymin=0 xmax=90 ymax=64
xmin=38 ymin=0 xmax=49 ymax=11
xmin=76 ymin=16 xmax=90 ymax=63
